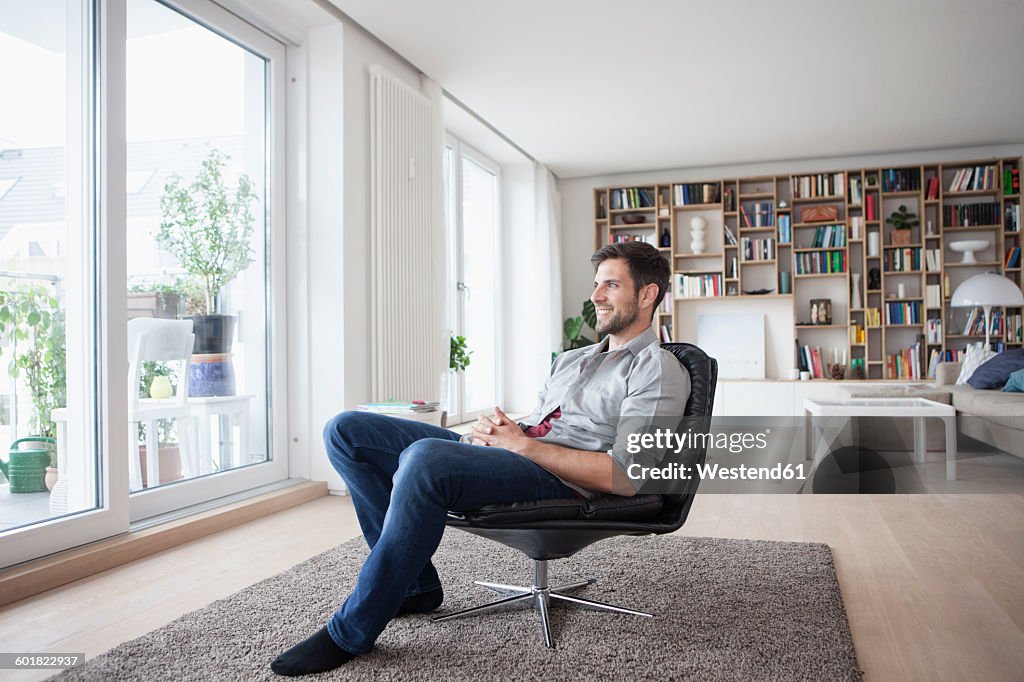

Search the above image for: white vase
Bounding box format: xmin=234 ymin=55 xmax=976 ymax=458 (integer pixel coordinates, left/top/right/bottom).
xmin=851 ymin=273 xmax=862 ymax=309
xmin=690 ymin=216 xmax=707 ymax=254
xmin=867 ymin=231 xmax=880 ymax=257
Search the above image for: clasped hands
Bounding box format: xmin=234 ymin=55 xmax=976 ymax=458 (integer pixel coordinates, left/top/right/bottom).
xmin=467 ymin=406 xmax=529 ymax=454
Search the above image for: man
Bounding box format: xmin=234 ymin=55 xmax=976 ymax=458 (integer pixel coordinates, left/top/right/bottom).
xmin=271 ymin=241 xmax=690 ymax=676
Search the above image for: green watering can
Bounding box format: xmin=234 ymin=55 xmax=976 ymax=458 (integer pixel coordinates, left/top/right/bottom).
xmin=0 ymin=437 xmax=56 ymax=493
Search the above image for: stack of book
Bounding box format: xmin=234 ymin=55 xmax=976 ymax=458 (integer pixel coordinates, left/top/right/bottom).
xmin=356 ymin=401 xmax=440 ymax=415
xmin=1005 ymin=247 xmax=1021 ymax=269
xmin=740 ymin=237 xmax=775 ymax=261
xmin=887 ymin=339 xmax=924 ymax=380
xmin=948 ymin=165 xmax=998 ymax=192
xmin=792 ymin=173 xmax=845 ymax=198
xmin=777 ymin=214 xmax=792 ymax=244
xmin=795 ymin=250 xmax=846 ymax=275
xmin=674 ymin=183 xmax=719 ymax=205
xmin=807 ymin=224 xmax=846 ymax=248
xmin=610 ymin=187 xmax=654 ymax=209
xmin=944 ymin=202 xmax=1001 ymax=227
xmin=1006 ymin=204 xmax=1021 ymax=232
xmin=1003 ymin=166 xmax=1021 ymax=195
xmin=882 ymin=168 xmax=921 ymax=192
xmin=676 ymin=273 xmax=722 ymax=298
xmin=885 ymin=247 xmax=922 ymax=272
xmin=740 ymin=202 xmax=774 ymax=228
xmin=886 ymin=301 xmax=922 ymax=325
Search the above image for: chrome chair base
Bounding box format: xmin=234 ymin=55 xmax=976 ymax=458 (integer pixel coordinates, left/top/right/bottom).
xmin=431 ymin=559 xmax=652 ymax=648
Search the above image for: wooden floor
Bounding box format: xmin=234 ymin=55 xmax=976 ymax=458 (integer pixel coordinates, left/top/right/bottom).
xmin=1 ymin=493 xmax=1022 ymax=681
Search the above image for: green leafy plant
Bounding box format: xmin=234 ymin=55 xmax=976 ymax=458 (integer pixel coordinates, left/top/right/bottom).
xmin=157 ymin=149 xmax=258 ymax=315
xmin=563 ymin=299 xmax=597 ymax=351
xmin=450 ymin=334 xmax=472 ymax=372
xmin=0 ymin=284 xmax=66 ymax=439
xmin=886 ymin=204 xmax=919 ymax=231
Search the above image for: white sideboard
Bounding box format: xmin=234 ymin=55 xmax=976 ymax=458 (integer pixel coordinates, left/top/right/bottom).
xmin=713 ymin=380 xmax=922 ymax=416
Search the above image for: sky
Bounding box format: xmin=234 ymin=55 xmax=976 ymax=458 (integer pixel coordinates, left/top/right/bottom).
xmin=0 ymin=9 xmax=256 ymax=149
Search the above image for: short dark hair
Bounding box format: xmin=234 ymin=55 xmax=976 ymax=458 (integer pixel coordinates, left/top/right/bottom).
xmin=591 ymin=241 xmax=671 ymax=309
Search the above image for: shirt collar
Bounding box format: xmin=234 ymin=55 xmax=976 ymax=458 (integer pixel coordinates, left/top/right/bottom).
xmin=585 ymin=325 xmax=659 ymax=358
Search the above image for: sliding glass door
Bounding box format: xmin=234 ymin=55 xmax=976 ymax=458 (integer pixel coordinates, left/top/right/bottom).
xmin=124 ymin=0 xmax=286 ymax=520
xmin=0 ymin=0 xmax=288 ymax=568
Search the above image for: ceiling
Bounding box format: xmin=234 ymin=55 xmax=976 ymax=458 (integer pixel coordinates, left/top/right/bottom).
xmin=325 ymin=0 xmax=1024 ymax=178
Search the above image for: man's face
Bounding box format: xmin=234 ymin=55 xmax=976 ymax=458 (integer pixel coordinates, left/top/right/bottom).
xmin=591 ymin=258 xmax=641 ymax=335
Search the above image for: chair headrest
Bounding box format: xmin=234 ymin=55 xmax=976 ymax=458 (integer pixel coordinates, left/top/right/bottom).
xmin=660 ymin=342 xmax=718 ymax=418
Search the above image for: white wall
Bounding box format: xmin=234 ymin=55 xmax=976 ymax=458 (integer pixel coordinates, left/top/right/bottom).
xmin=559 ymin=143 xmax=1024 ymax=378
xmin=299 ymin=23 xmax=425 ymax=491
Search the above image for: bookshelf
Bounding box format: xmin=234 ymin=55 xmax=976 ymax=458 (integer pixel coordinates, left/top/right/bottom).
xmin=593 ymin=157 xmax=1024 ymax=381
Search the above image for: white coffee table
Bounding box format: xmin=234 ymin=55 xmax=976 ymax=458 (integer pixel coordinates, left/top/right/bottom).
xmin=803 ymin=397 xmax=958 ymax=480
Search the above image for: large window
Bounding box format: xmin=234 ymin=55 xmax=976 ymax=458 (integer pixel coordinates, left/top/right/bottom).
xmin=0 ymin=0 xmax=287 ymax=566
xmin=445 ymin=137 xmax=501 ymax=424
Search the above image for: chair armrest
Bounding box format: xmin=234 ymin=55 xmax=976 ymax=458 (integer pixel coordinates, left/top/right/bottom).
xmin=935 ymin=361 xmax=962 ymax=386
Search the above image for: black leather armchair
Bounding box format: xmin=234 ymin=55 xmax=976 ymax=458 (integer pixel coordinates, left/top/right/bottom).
xmin=433 ymin=343 xmax=718 ymax=647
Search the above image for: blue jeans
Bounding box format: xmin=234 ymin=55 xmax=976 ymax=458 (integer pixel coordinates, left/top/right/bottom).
xmin=323 ymin=411 xmax=574 ymax=654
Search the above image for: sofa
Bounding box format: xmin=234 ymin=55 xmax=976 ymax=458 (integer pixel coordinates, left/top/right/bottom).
xmin=932 ymin=361 xmax=1024 ymax=459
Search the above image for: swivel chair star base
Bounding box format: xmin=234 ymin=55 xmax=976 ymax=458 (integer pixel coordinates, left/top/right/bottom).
xmin=433 ymin=557 xmax=651 ymax=648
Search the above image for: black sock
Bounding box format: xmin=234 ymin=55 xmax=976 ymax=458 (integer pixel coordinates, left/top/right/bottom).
xmin=397 ymin=586 xmax=444 ymax=615
xmin=270 ymin=625 xmax=355 ymax=676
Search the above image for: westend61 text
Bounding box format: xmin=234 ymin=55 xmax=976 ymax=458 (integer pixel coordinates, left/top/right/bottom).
xmin=627 ymin=462 xmax=806 ymax=481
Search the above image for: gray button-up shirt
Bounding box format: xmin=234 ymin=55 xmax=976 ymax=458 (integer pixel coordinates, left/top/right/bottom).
xmin=520 ymin=326 xmax=690 ymax=498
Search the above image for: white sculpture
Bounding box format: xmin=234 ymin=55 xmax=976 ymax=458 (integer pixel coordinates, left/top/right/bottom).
xmin=690 ymin=216 xmax=707 ymax=254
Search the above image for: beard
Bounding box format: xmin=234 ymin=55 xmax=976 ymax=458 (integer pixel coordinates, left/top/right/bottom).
xmin=595 ymin=295 xmax=640 ymax=335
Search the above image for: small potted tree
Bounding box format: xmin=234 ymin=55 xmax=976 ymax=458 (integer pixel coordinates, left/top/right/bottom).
xmin=887 ymin=204 xmax=919 ymax=246
xmin=157 ymin=149 xmax=258 ymax=396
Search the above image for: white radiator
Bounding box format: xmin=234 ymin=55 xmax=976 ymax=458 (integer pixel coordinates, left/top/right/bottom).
xmin=369 ymin=66 xmax=444 ymax=402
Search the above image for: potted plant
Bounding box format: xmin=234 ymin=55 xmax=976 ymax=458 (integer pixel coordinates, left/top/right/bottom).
xmin=442 ymin=334 xmax=472 ymax=427
xmin=0 ymin=284 xmax=65 ymax=492
xmin=887 ymin=204 xmax=919 ymax=246
xmin=128 ymin=280 xmax=182 ymax=319
xmin=157 ymin=149 xmax=258 ymax=396
xmin=135 ymin=361 xmax=183 ymax=487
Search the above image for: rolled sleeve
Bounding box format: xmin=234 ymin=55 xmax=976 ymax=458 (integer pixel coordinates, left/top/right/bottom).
xmin=609 ymin=350 xmax=690 ymax=493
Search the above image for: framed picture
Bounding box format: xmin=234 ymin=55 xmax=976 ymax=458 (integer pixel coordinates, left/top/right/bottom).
xmin=811 ymin=298 xmax=832 ymax=325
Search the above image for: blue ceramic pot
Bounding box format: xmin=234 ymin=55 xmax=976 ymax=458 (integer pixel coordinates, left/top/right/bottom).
xmin=189 ymin=355 xmax=236 ymax=397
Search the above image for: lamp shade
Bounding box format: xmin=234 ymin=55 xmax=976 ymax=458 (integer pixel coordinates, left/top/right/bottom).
xmin=950 ymin=273 xmax=1024 ymax=308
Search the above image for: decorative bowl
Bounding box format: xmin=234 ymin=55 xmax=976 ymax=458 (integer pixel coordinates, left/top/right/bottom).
xmin=948 ymin=240 xmax=989 ymax=264
xmin=621 ymin=214 xmax=647 ymax=225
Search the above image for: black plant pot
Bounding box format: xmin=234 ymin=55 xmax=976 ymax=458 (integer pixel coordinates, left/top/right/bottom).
xmin=188 ymin=314 xmax=236 ymax=354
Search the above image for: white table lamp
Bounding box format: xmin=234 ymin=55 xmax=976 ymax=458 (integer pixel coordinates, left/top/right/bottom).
xmin=951 ymin=273 xmax=1024 ymax=349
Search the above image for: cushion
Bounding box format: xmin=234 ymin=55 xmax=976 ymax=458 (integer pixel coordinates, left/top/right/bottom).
xmin=1002 ymin=367 xmax=1024 ymax=393
xmin=956 ymin=345 xmax=999 ymax=385
xmin=450 ymin=494 xmax=664 ymax=525
xmin=967 ymin=348 xmax=1024 ymax=389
